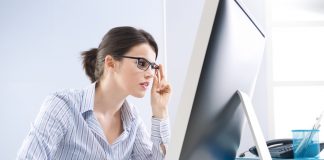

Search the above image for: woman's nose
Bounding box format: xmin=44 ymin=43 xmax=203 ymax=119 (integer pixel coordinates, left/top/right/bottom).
xmin=144 ymin=68 xmax=155 ymax=79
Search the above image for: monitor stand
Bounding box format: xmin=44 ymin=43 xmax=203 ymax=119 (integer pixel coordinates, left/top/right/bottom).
xmin=237 ymin=90 xmax=272 ymax=160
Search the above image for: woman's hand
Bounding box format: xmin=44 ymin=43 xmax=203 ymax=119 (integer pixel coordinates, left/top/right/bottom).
xmin=151 ymin=64 xmax=172 ymax=119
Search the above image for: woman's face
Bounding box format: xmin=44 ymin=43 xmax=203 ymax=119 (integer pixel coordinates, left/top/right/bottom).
xmin=115 ymin=43 xmax=157 ymax=98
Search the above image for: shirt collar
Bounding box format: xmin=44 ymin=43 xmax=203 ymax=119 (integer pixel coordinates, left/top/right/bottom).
xmin=80 ymin=82 xmax=96 ymax=114
xmin=121 ymin=100 xmax=136 ymax=131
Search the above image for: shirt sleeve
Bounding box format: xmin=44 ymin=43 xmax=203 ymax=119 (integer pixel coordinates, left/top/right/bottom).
xmin=131 ymin=116 xmax=171 ymax=160
xmin=17 ymin=94 xmax=71 ymax=160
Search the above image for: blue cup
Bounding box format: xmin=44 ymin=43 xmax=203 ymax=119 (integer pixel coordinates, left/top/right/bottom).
xmin=292 ymin=129 xmax=320 ymax=159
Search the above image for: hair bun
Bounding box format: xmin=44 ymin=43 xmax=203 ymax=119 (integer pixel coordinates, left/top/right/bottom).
xmin=81 ymin=48 xmax=98 ymax=83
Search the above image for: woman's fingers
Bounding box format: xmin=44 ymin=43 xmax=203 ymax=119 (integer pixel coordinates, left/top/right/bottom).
xmin=152 ymin=67 xmax=161 ymax=93
xmin=152 ymin=64 xmax=171 ymax=94
xmin=156 ymin=68 xmax=160 ymax=85
xmin=152 ymin=72 xmax=158 ymax=93
xmin=156 ymin=82 xmax=171 ymax=95
xmin=159 ymin=64 xmax=166 ymax=81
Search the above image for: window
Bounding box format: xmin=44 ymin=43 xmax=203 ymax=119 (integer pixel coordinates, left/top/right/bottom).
xmin=270 ymin=0 xmax=324 ymax=139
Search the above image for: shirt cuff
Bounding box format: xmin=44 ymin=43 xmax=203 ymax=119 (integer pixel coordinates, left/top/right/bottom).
xmin=151 ymin=117 xmax=170 ymax=144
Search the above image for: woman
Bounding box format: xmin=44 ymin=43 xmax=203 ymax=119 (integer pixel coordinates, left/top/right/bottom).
xmin=17 ymin=26 xmax=172 ymax=160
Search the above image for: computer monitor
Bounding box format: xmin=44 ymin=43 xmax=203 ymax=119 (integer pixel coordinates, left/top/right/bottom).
xmin=166 ymin=0 xmax=265 ymax=159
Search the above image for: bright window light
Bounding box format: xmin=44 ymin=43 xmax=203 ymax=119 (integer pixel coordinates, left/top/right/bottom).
xmin=273 ymin=86 xmax=324 ymax=140
xmin=272 ymin=0 xmax=324 ymax=22
xmin=270 ymin=0 xmax=324 ymax=141
xmin=272 ymin=26 xmax=324 ymax=81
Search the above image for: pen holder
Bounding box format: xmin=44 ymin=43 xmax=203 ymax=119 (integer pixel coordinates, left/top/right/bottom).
xmin=292 ymin=129 xmax=320 ymax=159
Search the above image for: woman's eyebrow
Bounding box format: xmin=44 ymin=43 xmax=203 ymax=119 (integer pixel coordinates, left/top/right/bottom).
xmin=139 ymin=57 xmax=155 ymax=63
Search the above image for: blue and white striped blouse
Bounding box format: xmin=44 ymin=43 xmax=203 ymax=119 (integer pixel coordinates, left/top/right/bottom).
xmin=17 ymin=82 xmax=170 ymax=160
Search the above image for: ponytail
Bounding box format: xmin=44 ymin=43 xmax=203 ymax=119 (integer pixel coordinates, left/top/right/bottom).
xmin=81 ymin=48 xmax=98 ymax=83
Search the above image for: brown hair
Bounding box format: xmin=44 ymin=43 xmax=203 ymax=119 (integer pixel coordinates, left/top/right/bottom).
xmin=81 ymin=26 xmax=158 ymax=83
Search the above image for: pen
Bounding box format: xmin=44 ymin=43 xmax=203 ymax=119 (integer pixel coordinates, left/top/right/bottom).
xmin=295 ymin=111 xmax=324 ymax=154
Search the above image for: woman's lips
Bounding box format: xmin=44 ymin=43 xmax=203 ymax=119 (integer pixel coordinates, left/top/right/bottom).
xmin=139 ymin=82 xmax=149 ymax=90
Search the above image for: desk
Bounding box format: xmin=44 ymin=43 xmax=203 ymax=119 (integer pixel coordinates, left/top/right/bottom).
xmin=236 ymin=157 xmax=324 ymax=159
xmin=236 ymin=153 xmax=324 ymax=159
xmin=236 ymin=151 xmax=324 ymax=159
xmin=236 ymin=158 xmax=324 ymax=160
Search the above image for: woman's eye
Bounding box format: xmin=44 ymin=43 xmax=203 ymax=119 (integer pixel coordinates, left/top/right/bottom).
xmin=138 ymin=59 xmax=147 ymax=67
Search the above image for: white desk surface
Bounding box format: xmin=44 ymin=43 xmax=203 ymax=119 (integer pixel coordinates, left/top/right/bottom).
xmin=236 ymin=158 xmax=323 ymax=160
xmin=236 ymin=149 xmax=324 ymax=159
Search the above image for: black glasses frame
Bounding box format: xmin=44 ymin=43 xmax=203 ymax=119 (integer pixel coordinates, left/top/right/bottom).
xmin=114 ymin=55 xmax=159 ymax=71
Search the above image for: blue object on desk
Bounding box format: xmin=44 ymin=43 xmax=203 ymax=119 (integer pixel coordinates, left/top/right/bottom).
xmin=241 ymin=139 xmax=324 ymax=159
xmin=292 ymin=129 xmax=320 ymax=159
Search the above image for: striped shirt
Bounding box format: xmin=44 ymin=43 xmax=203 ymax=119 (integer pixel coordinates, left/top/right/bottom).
xmin=17 ymin=82 xmax=170 ymax=160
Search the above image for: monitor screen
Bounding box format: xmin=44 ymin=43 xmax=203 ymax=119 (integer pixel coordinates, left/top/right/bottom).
xmin=167 ymin=0 xmax=265 ymax=159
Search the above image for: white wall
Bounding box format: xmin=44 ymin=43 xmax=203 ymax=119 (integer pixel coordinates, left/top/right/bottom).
xmin=0 ymin=0 xmax=267 ymax=159
xmin=165 ymin=0 xmax=205 ymax=130
xmin=0 ymin=1 xmax=165 ymax=159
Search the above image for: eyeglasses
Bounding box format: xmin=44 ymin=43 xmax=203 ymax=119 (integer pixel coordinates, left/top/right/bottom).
xmin=114 ymin=55 xmax=159 ymax=71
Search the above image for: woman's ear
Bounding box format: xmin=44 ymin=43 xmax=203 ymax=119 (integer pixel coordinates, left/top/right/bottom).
xmin=104 ymin=55 xmax=115 ymax=69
